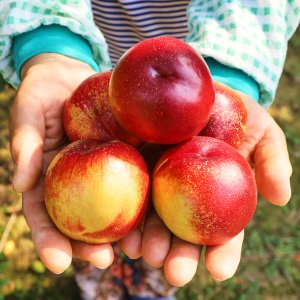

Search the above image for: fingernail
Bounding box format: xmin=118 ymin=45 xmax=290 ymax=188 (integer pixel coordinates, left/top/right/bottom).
xmin=94 ymin=264 xmax=109 ymax=270
xmin=89 ymin=251 xmax=114 ymax=269
xmin=212 ymin=272 xmax=230 ymax=282
xmin=279 ymin=197 xmax=290 ymax=206
xmin=92 ymin=258 xmax=113 ymax=270
xmin=53 ymin=270 xmax=64 ymax=275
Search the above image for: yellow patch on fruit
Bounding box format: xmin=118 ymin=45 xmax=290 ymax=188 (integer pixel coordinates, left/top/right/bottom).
xmin=46 ymin=154 xmax=143 ymax=243
xmin=153 ymin=174 xmax=197 ymax=243
xmin=68 ymin=105 xmax=94 ymax=138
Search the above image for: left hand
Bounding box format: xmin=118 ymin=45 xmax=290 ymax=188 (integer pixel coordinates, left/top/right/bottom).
xmin=118 ymin=90 xmax=292 ymax=286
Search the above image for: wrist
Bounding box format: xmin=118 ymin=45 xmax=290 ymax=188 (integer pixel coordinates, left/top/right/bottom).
xmin=21 ymin=53 xmax=96 ymax=83
xmin=205 ymin=57 xmax=260 ymax=102
xmin=13 ymin=24 xmax=100 ymax=79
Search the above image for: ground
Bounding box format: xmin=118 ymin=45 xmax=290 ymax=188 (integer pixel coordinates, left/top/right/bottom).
xmin=0 ymin=28 xmax=299 ymax=299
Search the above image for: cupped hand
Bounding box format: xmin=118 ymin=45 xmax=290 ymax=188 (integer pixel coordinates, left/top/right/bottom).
xmin=10 ymin=53 xmax=114 ymax=273
xmin=119 ymin=90 xmax=292 ymax=286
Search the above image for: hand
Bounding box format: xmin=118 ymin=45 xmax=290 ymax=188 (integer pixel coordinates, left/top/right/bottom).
xmin=10 ymin=54 xmax=114 ymax=273
xmin=118 ymin=90 xmax=292 ymax=286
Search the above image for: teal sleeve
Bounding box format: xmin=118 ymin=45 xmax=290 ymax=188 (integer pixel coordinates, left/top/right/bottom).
xmin=13 ymin=24 xmax=99 ymax=79
xmin=204 ymin=57 xmax=260 ymax=102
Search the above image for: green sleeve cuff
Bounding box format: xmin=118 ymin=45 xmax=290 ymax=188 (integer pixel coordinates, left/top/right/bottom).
xmin=13 ymin=24 xmax=99 ymax=79
xmin=205 ymin=57 xmax=260 ymax=102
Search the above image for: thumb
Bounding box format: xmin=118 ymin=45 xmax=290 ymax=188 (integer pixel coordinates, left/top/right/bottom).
xmin=10 ymin=93 xmax=44 ymax=192
xmin=254 ymin=121 xmax=292 ymax=206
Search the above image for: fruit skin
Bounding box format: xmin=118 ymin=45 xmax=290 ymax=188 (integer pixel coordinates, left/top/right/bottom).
xmin=200 ymin=81 xmax=247 ymax=148
xmin=63 ymin=72 xmax=142 ymax=147
xmin=44 ymin=139 xmax=149 ymax=244
xmin=152 ymin=136 xmax=257 ymax=246
xmin=109 ymin=36 xmax=215 ymax=144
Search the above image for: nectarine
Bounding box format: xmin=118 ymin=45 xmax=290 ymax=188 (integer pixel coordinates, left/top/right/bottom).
xmin=200 ymin=81 xmax=247 ymax=148
xmin=45 ymin=139 xmax=149 ymax=244
xmin=152 ymin=136 xmax=257 ymax=246
xmin=109 ymin=36 xmax=215 ymax=144
xmin=63 ymin=72 xmax=141 ymax=147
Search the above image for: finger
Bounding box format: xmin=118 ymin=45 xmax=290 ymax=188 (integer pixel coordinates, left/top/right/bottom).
xmin=205 ymin=230 xmax=244 ymax=281
xmin=164 ymin=237 xmax=201 ymax=287
xmin=254 ymin=121 xmax=292 ymax=205
xmin=117 ymin=227 xmax=143 ymax=259
xmin=71 ymin=241 xmax=114 ymax=269
xmin=23 ymin=178 xmax=72 ymax=274
xmin=142 ymin=211 xmax=171 ymax=268
xmin=10 ymin=93 xmax=44 ymax=192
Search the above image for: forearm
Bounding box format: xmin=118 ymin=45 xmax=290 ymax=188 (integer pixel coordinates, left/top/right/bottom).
xmin=187 ymin=0 xmax=300 ymax=107
xmin=0 ymin=0 xmax=111 ymax=88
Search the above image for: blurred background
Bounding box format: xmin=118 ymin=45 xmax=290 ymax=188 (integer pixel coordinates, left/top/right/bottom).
xmin=0 ymin=28 xmax=299 ymax=300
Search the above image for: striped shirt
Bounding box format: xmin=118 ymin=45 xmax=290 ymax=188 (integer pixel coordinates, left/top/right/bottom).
xmin=91 ymin=0 xmax=190 ymax=66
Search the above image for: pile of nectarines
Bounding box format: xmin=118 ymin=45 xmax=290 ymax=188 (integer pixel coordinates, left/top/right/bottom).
xmin=45 ymin=36 xmax=257 ymax=246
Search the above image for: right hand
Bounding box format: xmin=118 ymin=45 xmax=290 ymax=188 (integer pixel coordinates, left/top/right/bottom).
xmin=10 ymin=53 xmax=114 ymax=273
xmin=120 ymin=89 xmax=292 ymax=287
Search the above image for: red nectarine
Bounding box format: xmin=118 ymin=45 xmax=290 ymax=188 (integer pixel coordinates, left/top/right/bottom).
xmin=45 ymin=139 xmax=149 ymax=244
xmin=109 ymin=36 xmax=215 ymax=144
xmin=63 ymin=72 xmax=141 ymax=147
xmin=200 ymin=81 xmax=247 ymax=148
xmin=152 ymin=136 xmax=257 ymax=246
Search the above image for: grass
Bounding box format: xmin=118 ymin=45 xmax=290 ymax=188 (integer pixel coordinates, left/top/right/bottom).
xmin=0 ymin=28 xmax=299 ymax=299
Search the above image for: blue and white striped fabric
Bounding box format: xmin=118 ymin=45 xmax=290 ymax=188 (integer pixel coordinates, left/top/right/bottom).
xmin=91 ymin=0 xmax=190 ymax=65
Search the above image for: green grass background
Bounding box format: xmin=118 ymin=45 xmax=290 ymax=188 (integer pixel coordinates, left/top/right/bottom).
xmin=0 ymin=28 xmax=299 ymax=299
